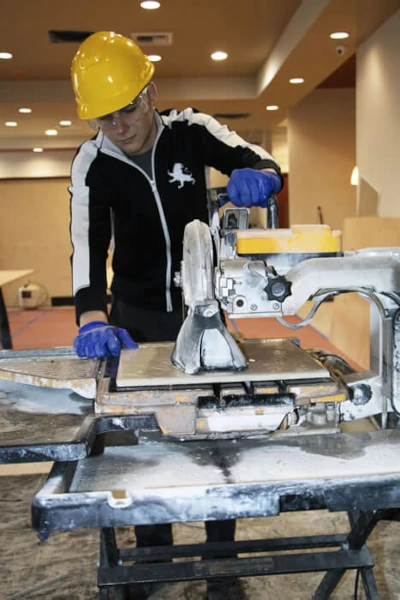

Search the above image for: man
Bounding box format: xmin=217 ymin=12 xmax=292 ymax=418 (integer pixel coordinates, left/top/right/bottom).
xmin=69 ymin=31 xmax=282 ymax=599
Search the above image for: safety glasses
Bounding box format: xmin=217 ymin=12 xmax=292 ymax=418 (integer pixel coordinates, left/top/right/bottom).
xmin=96 ymin=86 xmax=149 ymax=131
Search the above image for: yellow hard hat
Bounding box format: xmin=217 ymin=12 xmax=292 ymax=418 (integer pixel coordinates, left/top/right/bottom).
xmin=71 ymin=31 xmax=155 ymax=120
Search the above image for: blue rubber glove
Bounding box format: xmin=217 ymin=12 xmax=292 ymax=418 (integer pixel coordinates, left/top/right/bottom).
xmin=227 ymin=168 xmax=281 ymax=208
xmin=74 ymin=320 xmax=138 ymax=358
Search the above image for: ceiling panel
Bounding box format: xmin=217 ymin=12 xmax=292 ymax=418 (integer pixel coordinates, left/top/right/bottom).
xmin=1 ymin=0 xmax=302 ymax=80
xmin=0 ymin=0 xmax=398 ymax=150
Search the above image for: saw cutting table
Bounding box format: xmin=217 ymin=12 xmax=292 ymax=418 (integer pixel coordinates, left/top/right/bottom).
xmin=1 ymin=344 xmax=400 ymax=598
xmin=116 ymin=339 xmax=329 ymax=387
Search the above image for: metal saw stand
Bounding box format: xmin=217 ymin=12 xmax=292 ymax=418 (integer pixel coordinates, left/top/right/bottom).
xmin=25 ymin=425 xmax=400 ymax=600
xmin=95 ymin=508 xmax=387 ymax=600
xmin=2 ymin=348 xmax=400 ymax=598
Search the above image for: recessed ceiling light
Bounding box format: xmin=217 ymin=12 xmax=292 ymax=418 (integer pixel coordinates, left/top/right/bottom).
xmin=0 ymin=52 xmax=12 ymax=60
xmin=45 ymin=129 xmax=58 ymax=136
xmin=18 ymin=108 xmax=32 ymax=114
xmin=5 ymin=121 xmax=18 ymax=127
xmin=211 ymin=51 xmax=228 ymax=61
xmin=266 ymin=105 xmax=279 ymax=111
xmin=140 ymin=1 xmax=160 ymax=9
xmin=330 ymin=32 xmax=349 ymax=40
xmin=350 ymin=166 xmax=359 ymax=186
xmin=59 ymin=120 xmax=72 ymax=126
xmin=289 ymin=78 xmax=304 ymax=84
xmin=147 ymin=54 xmax=162 ymax=62
xmin=33 ymin=147 xmax=43 ymax=153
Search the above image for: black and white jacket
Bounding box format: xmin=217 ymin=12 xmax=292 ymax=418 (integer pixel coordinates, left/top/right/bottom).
xmin=69 ymin=108 xmax=281 ymax=322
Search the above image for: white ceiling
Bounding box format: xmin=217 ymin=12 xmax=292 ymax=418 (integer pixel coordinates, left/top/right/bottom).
xmin=0 ymin=0 xmax=399 ymax=151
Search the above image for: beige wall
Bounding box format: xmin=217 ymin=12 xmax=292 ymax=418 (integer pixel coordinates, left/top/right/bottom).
xmin=0 ymin=178 xmax=72 ymax=307
xmin=357 ymin=9 xmax=400 ymax=217
xmin=271 ymin=126 xmax=288 ymax=174
xmin=0 ymin=150 xmax=74 ymax=179
xmin=288 ymin=88 xmax=356 ymax=230
xmin=328 ymin=216 xmax=400 ymax=370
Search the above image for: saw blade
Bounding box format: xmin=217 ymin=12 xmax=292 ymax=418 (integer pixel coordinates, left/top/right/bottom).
xmin=181 ymin=219 xmax=215 ymax=306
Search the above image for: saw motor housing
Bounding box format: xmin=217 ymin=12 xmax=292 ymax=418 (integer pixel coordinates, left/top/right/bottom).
xmin=216 ymin=219 xmax=342 ymax=318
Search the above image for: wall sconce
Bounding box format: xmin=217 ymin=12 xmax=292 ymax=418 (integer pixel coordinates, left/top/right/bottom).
xmin=350 ymin=166 xmax=359 ymax=186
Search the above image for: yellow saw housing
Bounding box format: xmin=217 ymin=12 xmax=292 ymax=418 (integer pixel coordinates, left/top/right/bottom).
xmin=236 ymin=224 xmax=342 ymax=255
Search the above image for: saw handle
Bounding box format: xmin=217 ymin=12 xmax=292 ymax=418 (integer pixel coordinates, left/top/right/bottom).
xmin=208 ymin=187 xmax=230 ymax=206
xmin=267 ymin=193 xmax=279 ymax=229
xmin=208 ymin=186 xmax=280 ymax=228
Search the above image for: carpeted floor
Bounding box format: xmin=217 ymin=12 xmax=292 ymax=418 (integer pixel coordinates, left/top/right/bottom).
xmin=1 ymin=474 xmax=400 ymax=599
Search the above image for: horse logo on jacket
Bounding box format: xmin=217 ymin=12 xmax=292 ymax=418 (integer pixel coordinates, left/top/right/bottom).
xmin=168 ymin=163 xmax=196 ymax=189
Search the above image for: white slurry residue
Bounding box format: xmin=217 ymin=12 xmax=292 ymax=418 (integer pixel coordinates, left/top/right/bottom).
xmin=70 ymin=435 xmax=400 ymax=496
xmin=231 ymin=439 xmax=400 ymax=482
xmin=70 ymin=444 xmax=226 ymax=494
xmin=48 ymin=434 xmax=400 ymax=525
xmin=110 ymin=417 xmax=126 ymax=428
xmin=0 ymin=380 xmax=91 ymax=415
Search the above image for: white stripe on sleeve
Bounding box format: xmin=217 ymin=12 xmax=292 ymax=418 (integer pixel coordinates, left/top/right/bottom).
xmin=69 ymin=140 xmax=99 ymax=294
xmin=162 ymin=108 xmax=277 ymax=164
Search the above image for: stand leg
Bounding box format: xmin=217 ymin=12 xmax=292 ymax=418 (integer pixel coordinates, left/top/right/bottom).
xmin=0 ymin=287 xmax=12 ymax=349
xmin=99 ymin=528 xmax=125 ymax=600
xmin=313 ymin=511 xmax=381 ymax=600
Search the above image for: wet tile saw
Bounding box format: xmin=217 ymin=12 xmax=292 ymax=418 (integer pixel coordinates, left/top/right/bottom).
xmin=105 ymin=190 xmax=400 ymax=438
xmin=2 ymin=189 xmax=400 ymax=442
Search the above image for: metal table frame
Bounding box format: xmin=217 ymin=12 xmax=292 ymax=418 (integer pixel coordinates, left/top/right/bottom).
xmin=0 ymin=413 xmax=156 ymax=464
xmin=0 ymin=286 xmax=12 ymax=349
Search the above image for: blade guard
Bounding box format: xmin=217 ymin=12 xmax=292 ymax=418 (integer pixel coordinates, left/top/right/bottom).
xmin=171 ymin=302 xmax=247 ymax=375
xmin=172 ymin=219 xmax=247 ymax=374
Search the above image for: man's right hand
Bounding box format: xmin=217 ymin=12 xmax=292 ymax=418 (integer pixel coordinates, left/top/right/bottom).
xmin=73 ymin=320 xmax=138 ymax=358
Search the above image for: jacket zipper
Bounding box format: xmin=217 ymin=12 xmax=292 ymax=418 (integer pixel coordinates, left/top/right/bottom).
xmin=149 ymin=124 xmax=173 ymax=312
xmin=149 ymin=180 xmax=173 ymax=312
xmin=100 ymin=124 xmax=173 ymax=312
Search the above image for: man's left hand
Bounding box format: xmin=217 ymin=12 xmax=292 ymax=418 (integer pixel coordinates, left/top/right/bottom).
xmin=227 ymin=168 xmax=281 ymax=208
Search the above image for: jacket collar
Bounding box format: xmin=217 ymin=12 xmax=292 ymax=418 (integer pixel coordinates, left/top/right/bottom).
xmin=96 ymin=111 xmax=163 ymax=157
